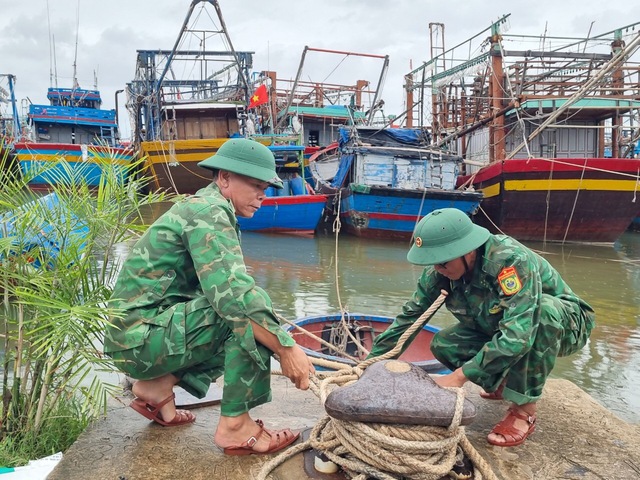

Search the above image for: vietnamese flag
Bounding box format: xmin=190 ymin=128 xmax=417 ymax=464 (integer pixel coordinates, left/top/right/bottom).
xmin=248 ymin=84 xmax=268 ymax=109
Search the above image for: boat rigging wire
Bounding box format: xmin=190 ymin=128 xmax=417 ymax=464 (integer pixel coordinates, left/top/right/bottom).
xmin=331 ymin=189 xmax=370 ymax=357
xmin=562 ymin=159 xmax=588 ymax=244
xmin=497 ymin=39 xmax=533 ymax=160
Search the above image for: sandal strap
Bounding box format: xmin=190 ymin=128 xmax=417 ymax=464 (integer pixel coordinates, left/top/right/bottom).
xmin=241 ymin=421 xmax=264 ymax=448
xmin=507 ymin=407 xmax=536 ymax=425
xmin=154 ymin=392 xmax=176 ymax=410
xmin=266 ymin=428 xmax=295 ymax=450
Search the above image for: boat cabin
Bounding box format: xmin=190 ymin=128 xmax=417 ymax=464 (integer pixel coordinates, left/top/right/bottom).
xmin=160 ymin=102 xmax=242 ymax=140
xmin=28 ymin=87 xmax=118 ymax=146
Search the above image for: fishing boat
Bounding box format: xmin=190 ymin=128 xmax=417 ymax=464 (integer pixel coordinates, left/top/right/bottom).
xmin=314 ymin=126 xmax=484 ymax=240
xmin=127 ymin=0 xmax=255 ymax=195
xmin=237 ymin=143 xmax=327 ymax=236
xmin=127 ymin=1 xmax=328 ymax=235
xmin=406 ymin=16 xmax=640 ymax=244
xmin=282 ymin=313 xmax=447 ymax=373
xmin=12 ymin=84 xmax=132 ymax=189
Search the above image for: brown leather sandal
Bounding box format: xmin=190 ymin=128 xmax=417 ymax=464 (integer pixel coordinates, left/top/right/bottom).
xmin=487 ymin=406 xmax=536 ymax=447
xmin=130 ymin=392 xmax=195 ymax=427
xmin=221 ymin=419 xmax=300 ymax=456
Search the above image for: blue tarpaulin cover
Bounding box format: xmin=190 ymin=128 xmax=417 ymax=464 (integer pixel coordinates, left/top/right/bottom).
xmin=331 ymin=153 xmax=354 ymax=188
xmin=339 ymin=126 xmax=432 ymax=147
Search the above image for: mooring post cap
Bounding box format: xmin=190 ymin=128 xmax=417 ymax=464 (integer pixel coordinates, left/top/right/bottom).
xmin=325 ymin=360 xmax=477 ymax=426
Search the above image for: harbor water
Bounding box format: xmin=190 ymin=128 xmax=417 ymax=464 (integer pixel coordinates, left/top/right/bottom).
xmin=237 ymin=229 xmax=640 ymax=425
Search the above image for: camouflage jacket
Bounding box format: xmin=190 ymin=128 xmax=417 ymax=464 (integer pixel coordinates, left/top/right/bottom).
xmin=368 ymin=234 xmax=594 ymax=384
xmin=103 ymin=183 xmax=294 ymax=370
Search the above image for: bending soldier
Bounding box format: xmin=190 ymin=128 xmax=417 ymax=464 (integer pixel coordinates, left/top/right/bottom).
xmin=368 ymin=208 xmax=595 ymax=446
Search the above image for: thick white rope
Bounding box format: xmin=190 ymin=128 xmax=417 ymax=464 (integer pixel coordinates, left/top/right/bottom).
xmin=260 ymin=291 xmax=499 ymax=480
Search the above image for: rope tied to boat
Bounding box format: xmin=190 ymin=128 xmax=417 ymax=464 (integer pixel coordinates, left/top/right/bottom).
xmin=261 ymin=291 xmax=499 ymax=480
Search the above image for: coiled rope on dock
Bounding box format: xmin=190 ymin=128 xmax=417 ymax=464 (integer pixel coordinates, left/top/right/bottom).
xmin=260 ymin=291 xmax=499 ymax=480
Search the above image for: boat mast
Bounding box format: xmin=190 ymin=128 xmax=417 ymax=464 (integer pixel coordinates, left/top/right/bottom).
xmin=489 ymin=21 xmax=506 ymax=162
xmin=46 ymin=0 xmax=57 ymax=88
xmin=156 ymin=1 xmax=250 ymax=101
xmin=72 ymin=0 xmax=80 ymax=90
xmin=366 ymin=54 xmax=389 ymax=125
xmin=275 ymin=46 xmax=309 ymax=131
xmin=211 ymin=1 xmax=251 ymax=103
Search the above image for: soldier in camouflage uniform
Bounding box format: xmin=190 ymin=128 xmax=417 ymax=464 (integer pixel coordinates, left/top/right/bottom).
xmin=104 ymin=138 xmax=315 ymax=455
xmin=368 ymin=208 xmax=595 ymax=447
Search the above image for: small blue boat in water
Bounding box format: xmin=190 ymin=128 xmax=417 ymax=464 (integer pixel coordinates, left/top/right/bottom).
xmin=313 ymin=127 xmax=483 ymax=240
xmin=283 ymin=312 xmax=448 ymax=373
xmin=238 ymin=143 xmax=327 ymax=236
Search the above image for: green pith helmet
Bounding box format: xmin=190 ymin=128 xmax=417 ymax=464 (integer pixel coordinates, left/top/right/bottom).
xmin=407 ymin=208 xmax=490 ymax=265
xmin=197 ymin=138 xmax=283 ymax=189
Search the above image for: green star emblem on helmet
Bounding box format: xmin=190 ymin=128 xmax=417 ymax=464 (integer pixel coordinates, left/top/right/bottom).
xmin=407 ymin=208 xmax=490 ymax=265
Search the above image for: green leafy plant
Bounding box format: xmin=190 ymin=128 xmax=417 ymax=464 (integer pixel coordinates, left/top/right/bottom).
xmin=0 ymin=141 xmax=172 ymax=462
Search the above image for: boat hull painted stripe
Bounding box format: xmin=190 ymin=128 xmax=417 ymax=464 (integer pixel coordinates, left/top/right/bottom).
xmin=339 ymin=188 xmax=483 ymax=240
xmin=504 ymin=178 xmax=639 ymax=191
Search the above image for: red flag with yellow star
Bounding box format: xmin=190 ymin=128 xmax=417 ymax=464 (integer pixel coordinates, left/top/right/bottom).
xmin=248 ymin=84 xmax=268 ymax=109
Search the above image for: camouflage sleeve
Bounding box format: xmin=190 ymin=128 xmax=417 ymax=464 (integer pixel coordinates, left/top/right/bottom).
xmin=461 ymin=256 xmax=539 ymax=384
xmin=367 ymin=267 xmax=444 ymax=359
xmin=184 ymin=202 xmax=294 ymax=370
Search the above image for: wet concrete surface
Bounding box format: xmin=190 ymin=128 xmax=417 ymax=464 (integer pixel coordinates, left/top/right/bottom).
xmin=47 ymin=375 xmax=640 ymax=480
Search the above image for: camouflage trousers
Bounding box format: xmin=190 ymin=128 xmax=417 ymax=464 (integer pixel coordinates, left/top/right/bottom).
xmin=431 ymin=294 xmax=595 ymax=405
xmin=109 ymin=304 xmax=272 ymax=417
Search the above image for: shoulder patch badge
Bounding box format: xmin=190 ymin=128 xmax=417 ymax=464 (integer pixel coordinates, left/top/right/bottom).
xmin=497 ymin=266 xmax=522 ymax=296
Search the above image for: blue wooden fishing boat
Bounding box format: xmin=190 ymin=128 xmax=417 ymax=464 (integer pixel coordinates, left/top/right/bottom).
xmin=237 ymin=143 xmax=327 ymax=236
xmin=314 ymin=126 xmax=484 ymax=240
xmin=13 ymin=87 xmax=133 ymax=188
xmin=283 ymin=312 xmax=447 ymax=373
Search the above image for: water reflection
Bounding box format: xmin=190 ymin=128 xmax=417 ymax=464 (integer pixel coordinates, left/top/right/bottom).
xmin=241 ymin=231 xmax=640 ymax=424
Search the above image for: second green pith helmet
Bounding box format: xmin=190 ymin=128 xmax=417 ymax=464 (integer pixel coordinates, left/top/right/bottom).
xmin=197 ymin=138 xmax=283 ymax=189
xmin=407 ymin=208 xmax=490 ymax=265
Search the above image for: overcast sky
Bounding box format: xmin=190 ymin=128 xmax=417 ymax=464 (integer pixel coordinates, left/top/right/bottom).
xmin=2 ymin=0 xmax=639 ymax=139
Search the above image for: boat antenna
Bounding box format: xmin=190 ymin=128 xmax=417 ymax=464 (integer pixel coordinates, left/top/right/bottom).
xmin=583 ymin=21 xmax=595 ymax=53
xmin=72 ymin=0 xmax=80 ymax=90
xmin=46 ymin=0 xmax=54 ymax=88
xmin=52 ymin=35 xmax=58 ymax=88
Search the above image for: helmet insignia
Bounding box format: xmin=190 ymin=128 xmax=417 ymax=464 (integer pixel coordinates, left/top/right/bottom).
xmin=415 ymin=236 xmax=423 ymax=247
